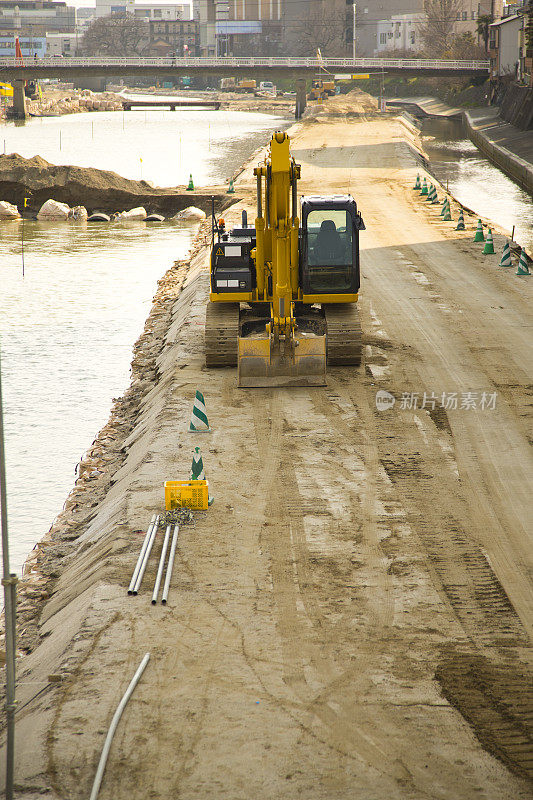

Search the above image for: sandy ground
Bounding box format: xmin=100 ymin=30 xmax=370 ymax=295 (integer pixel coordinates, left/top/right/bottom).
xmin=1 ymin=90 xmax=532 ymax=799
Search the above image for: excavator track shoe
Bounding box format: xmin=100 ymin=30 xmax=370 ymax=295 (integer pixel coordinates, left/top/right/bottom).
xmin=205 ymin=302 xmax=239 ymax=367
xmin=325 ymin=304 xmax=362 ymax=366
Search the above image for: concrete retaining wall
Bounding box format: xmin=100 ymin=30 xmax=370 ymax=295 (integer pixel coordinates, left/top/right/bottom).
xmin=499 ymin=84 xmax=533 ymax=130
xmin=463 ymin=110 xmax=533 ymax=196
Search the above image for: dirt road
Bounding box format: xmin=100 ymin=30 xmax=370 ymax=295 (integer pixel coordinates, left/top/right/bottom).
xmin=4 ymin=91 xmax=532 ymax=799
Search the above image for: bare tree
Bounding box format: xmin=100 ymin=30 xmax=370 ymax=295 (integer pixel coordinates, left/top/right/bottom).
xmin=420 ymin=0 xmax=460 ymax=57
xmin=449 ymin=31 xmax=486 ymax=59
xmin=289 ymin=10 xmax=347 ymax=57
xmin=81 ymin=13 xmax=149 ymax=57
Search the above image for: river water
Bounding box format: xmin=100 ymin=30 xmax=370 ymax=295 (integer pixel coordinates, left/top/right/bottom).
xmin=420 ymin=116 xmax=533 ymax=252
xmin=0 ymin=106 xmax=287 ymax=575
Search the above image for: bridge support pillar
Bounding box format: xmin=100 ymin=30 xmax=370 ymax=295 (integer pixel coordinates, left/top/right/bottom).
xmin=11 ymin=80 xmax=27 ymax=120
xmin=295 ymin=78 xmax=306 ymax=120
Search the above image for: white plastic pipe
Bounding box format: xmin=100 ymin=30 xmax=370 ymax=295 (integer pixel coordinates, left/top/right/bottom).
xmin=161 ymin=524 xmax=179 ymax=605
xmin=151 ymin=524 xmax=171 ymax=604
xmin=132 ymin=516 xmax=160 ymax=595
xmin=127 ymin=514 xmax=156 ymax=594
xmin=89 ymin=652 xmax=150 ymax=800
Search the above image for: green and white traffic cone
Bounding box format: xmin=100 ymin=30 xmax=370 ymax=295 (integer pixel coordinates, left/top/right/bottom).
xmin=227 ymin=178 xmax=235 ymax=194
xmin=440 ymin=198 xmax=448 ymax=216
xmin=420 ymin=178 xmax=428 ymax=196
xmin=482 ymin=228 xmax=495 ymax=254
xmin=443 ymin=203 xmax=452 ymax=221
xmin=432 ymin=188 xmax=440 ymax=204
xmin=426 ymin=184 xmax=434 ymax=201
xmin=455 ymin=209 xmax=465 ymax=230
xmin=413 ymin=174 xmax=421 ymax=190
xmin=499 ymin=241 xmax=512 ymax=268
xmin=186 ymin=173 xmax=195 ymax=191
xmin=188 ymin=390 xmax=210 ymax=432
xmin=474 ymin=219 xmax=484 ymax=242
xmin=191 ymin=446 xmax=213 ymax=505
xmin=516 ymin=248 xmax=531 ymax=276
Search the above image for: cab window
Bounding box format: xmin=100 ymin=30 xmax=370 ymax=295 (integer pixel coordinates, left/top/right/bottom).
xmin=306 ymin=209 xmax=353 ymax=292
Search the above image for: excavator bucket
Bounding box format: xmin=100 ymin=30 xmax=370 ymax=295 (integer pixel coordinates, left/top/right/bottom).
xmin=238 ymin=334 xmax=326 ymax=388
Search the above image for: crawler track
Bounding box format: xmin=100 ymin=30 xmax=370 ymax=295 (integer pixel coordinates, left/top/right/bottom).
xmin=205 ymin=302 xmax=239 ymax=367
xmin=325 ymin=303 xmax=362 ymax=365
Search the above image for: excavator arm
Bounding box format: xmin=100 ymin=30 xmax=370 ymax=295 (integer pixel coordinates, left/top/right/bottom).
xmin=238 ymin=132 xmax=327 ymax=388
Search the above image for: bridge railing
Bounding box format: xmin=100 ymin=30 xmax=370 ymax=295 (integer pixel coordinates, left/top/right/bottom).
xmin=0 ymin=56 xmax=490 ymax=71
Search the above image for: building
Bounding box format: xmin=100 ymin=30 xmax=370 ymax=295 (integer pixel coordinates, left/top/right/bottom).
xmin=489 ymin=12 xmax=523 ymax=77
xmin=0 ymin=32 xmax=46 ymax=55
xmin=95 ymin=0 xmax=135 ymax=19
xmin=376 ymin=12 xmax=425 ymax=53
xmin=453 ymin=0 xmax=502 ymax=38
xmin=148 ymin=17 xmax=198 ymax=54
xmin=135 ymin=3 xmax=190 ymax=21
xmin=46 ymin=29 xmax=78 ymax=54
xmin=0 ymin=1 xmax=76 ymax=35
xmin=193 ymin=0 xmax=353 ymax=57
xmin=218 ymin=0 xmax=282 ymax=56
xmin=353 ymin=0 xmax=424 ymax=56
xmin=193 ymin=0 xmax=278 ymax=56
xmin=192 ymin=0 xmax=213 ymax=54
xmin=374 ymin=0 xmax=501 ymax=56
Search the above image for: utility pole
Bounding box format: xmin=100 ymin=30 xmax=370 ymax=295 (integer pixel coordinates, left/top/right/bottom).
xmin=0 ymin=344 xmax=17 ymax=800
xmin=352 ymin=0 xmax=356 ymax=61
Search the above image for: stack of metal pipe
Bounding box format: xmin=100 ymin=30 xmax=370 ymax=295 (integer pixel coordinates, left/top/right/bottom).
xmin=127 ymin=515 xmax=180 ymax=603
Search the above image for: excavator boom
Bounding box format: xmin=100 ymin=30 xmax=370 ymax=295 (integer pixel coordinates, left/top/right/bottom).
xmin=237 ymin=131 xmax=327 ymax=388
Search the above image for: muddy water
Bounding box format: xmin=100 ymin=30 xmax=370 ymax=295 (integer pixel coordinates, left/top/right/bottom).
xmin=0 ymin=107 xmax=288 ymax=575
xmin=420 ymin=116 xmax=533 ymax=252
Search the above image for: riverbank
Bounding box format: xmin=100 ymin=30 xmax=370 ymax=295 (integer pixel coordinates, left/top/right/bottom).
xmin=0 ymin=88 xmax=124 ymax=121
xmin=1 ymin=89 xmax=532 ymax=799
xmin=464 ymin=106 xmax=533 ymax=195
xmin=123 ymin=86 xmax=297 ymax=115
xmin=0 ymin=85 xmax=295 ymax=122
xmin=383 ymin=95 xmax=533 ymax=197
xmin=0 ymin=152 xmax=234 ymax=215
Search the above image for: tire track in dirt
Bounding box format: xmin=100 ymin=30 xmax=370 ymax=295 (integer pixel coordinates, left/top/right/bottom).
xmin=252 ymin=391 xmax=416 ymax=784
xmin=351 ymin=246 xmax=533 ymax=782
xmin=360 ymin=220 xmax=533 ymax=638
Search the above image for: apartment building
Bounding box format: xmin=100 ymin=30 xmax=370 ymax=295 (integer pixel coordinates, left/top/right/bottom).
xmin=149 ymin=17 xmax=199 ymax=54
xmin=376 ymin=13 xmax=425 ymax=53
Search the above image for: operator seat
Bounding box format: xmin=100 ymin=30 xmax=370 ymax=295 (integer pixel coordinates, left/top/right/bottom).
xmin=314 ymin=219 xmax=344 ymax=263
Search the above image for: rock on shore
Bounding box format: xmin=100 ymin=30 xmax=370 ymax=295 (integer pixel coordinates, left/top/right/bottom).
xmin=27 ymin=89 xmax=123 ymax=117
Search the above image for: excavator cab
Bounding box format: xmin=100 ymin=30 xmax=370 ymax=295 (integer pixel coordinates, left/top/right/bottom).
xmin=205 ymin=132 xmax=365 ymax=388
xmin=300 ymin=196 xmax=364 ymax=296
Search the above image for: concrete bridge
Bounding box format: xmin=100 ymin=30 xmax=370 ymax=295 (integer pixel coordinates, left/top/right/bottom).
xmin=0 ymin=55 xmax=489 ymax=118
xmin=121 ymin=97 xmax=221 ymax=111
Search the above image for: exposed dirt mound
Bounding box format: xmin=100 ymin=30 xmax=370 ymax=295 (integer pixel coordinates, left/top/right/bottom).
xmin=0 ymin=153 xmax=230 ymax=215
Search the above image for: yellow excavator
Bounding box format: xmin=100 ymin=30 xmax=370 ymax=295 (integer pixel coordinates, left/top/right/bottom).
xmin=205 ymin=131 xmax=365 ymax=388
